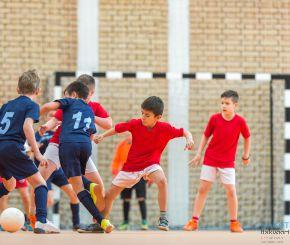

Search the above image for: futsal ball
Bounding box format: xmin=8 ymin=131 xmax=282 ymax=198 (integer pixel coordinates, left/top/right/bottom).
xmin=0 ymin=207 xmax=25 ymax=232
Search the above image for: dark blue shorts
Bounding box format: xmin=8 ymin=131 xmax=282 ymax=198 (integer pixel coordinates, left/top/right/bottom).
xmin=47 ymin=167 xmax=69 ymax=190
xmin=0 ymin=141 xmax=38 ymax=180
xmin=59 ymin=142 xmax=92 ymax=178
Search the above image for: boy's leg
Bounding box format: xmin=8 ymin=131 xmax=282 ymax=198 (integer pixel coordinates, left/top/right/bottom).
xmin=0 ymin=194 xmax=8 ymax=213
xmin=119 ymin=188 xmax=132 ymax=230
xmin=60 ymin=184 xmax=80 ymax=229
xmin=38 ymin=160 xmax=57 ymax=181
xmin=223 ymin=184 xmax=238 ymax=221
xmin=147 ymin=168 xmax=168 ymax=231
xmin=183 ymin=180 xmax=212 ymax=231
xmin=136 ymin=179 xmax=148 ymax=230
xmin=103 ymin=184 xmax=124 ymax=219
xmin=193 ymin=180 xmax=212 ymax=218
xmin=18 ymin=186 xmax=31 ymax=219
xmin=26 ymin=172 xmax=60 ymax=233
xmin=0 ymin=177 xmax=16 ymax=198
xmin=68 ymin=176 xmax=113 ymax=233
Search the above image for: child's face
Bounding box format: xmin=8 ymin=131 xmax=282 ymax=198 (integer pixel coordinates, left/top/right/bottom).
xmin=220 ymin=97 xmax=237 ymax=115
xmin=141 ymin=109 xmax=161 ymax=128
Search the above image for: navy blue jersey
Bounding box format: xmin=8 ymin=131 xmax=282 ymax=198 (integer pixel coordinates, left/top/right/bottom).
xmin=56 ymin=98 xmax=96 ymax=143
xmin=0 ymin=96 xmax=39 ymax=145
xmin=35 ymin=130 xmax=54 ymax=154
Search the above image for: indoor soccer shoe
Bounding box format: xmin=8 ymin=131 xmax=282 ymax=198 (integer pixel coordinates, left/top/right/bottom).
xmin=77 ymin=223 xmax=104 ymax=233
xmin=101 ymin=219 xmax=114 ymax=233
xmin=141 ymin=220 xmax=148 ymax=230
xmin=230 ymin=221 xmax=243 ymax=232
xmin=118 ymin=222 xmax=129 ymax=231
xmin=157 ymin=217 xmax=169 ymax=231
xmin=89 ymin=183 xmax=105 ymax=211
xmin=183 ymin=219 xmax=198 ymax=231
xmin=34 ymin=220 xmax=60 ymax=234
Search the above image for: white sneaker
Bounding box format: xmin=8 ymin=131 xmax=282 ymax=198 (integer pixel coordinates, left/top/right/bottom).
xmin=34 ymin=220 xmax=60 ymax=234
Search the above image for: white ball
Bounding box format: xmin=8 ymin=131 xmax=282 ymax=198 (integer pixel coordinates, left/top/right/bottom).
xmin=0 ymin=208 xmax=25 ymax=232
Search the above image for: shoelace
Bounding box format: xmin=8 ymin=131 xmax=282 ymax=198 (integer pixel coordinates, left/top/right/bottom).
xmin=159 ymin=217 xmax=168 ymax=226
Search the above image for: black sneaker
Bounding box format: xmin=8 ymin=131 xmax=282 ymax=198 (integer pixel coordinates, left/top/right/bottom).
xmin=77 ymin=223 xmax=104 ymax=233
xmin=157 ymin=217 xmax=169 ymax=231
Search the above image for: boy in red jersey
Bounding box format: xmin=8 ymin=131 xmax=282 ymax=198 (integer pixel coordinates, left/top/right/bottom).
xmin=183 ymin=90 xmax=251 ymax=232
xmin=95 ymin=96 xmax=194 ymax=231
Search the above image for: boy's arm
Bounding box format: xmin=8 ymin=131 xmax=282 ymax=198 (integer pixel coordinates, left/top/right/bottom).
xmin=94 ymin=116 xmax=113 ymax=130
xmin=189 ymin=134 xmax=209 ymax=167
xmin=242 ymin=136 xmax=251 ymax=165
xmin=39 ymin=117 xmax=60 ymax=136
xmin=23 ymin=118 xmax=47 ymax=166
xmin=40 ymin=102 xmax=60 ymax=116
xmin=94 ymin=127 xmax=117 ymax=144
xmin=183 ymin=129 xmax=194 ymax=150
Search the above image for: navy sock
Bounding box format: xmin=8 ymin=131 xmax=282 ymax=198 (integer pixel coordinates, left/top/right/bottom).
xmin=70 ymin=203 xmax=80 ymax=226
xmin=138 ymin=200 xmax=147 ymax=221
xmin=34 ymin=185 xmax=48 ymax=223
xmin=123 ymin=200 xmax=130 ymax=223
xmin=77 ymin=190 xmax=103 ymax=224
xmin=82 ymin=176 xmax=92 ymax=191
xmin=0 ymin=183 xmax=9 ymax=198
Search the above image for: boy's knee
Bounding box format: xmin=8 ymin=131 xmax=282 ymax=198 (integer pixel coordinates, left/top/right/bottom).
xmin=157 ymin=177 xmax=167 ymax=188
xmin=198 ymin=185 xmax=210 ymax=195
xmin=4 ymin=178 xmax=16 ymax=192
xmin=47 ymin=197 xmax=54 ymax=207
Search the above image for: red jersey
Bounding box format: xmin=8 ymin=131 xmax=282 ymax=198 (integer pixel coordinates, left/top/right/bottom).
xmin=203 ymin=113 xmax=250 ymax=168
xmin=49 ymin=101 xmax=109 ymax=144
xmin=115 ymin=119 xmax=184 ymax=172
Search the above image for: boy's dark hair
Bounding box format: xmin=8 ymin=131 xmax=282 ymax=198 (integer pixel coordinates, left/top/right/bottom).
xmin=141 ymin=96 xmax=164 ymax=116
xmin=76 ymin=74 xmax=95 ymax=87
xmin=18 ymin=69 xmax=40 ymax=94
xmin=65 ymin=81 xmax=89 ymax=99
xmin=221 ymin=90 xmax=239 ymax=103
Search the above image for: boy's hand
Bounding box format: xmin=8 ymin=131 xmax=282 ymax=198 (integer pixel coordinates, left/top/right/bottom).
xmin=242 ymin=154 xmax=250 ymax=166
xmin=189 ymin=154 xmax=202 ymax=167
xmin=184 ymin=139 xmax=194 ymax=151
xmin=35 ymin=152 xmax=48 ymax=168
xmin=39 ymin=124 xmax=48 ymax=136
xmin=94 ymin=134 xmax=104 ymax=144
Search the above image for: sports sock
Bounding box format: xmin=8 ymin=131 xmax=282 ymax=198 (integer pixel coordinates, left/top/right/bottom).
xmin=34 ymin=185 xmax=48 ymax=223
xmin=138 ymin=200 xmax=147 ymax=221
xmin=123 ymin=200 xmax=130 ymax=223
xmin=82 ymin=176 xmax=92 ymax=191
xmin=192 ymin=216 xmax=199 ymax=221
xmin=70 ymin=203 xmax=80 ymax=226
xmin=0 ymin=183 xmax=9 ymax=198
xmin=160 ymin=210 xmax=167 ymax=219
xmin=77 ymin=190 xmax=103 ymax=224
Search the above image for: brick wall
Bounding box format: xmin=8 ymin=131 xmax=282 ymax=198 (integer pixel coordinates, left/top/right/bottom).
xmin=0 ymin=0 xmax=288 ymax=229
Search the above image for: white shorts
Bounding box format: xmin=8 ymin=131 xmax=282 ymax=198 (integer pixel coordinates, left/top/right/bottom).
xmin=44 ymin=143 xmax=61 ymax=169
xmin=200 ymin=165 xmax=235 ymax=185
xmin=85 ymin=157 xmax=97 ymax=173
xmin=112 ymin=164 xmax=162 ymax=188
xmin=44 ymin=143 xmax=98 ymax=174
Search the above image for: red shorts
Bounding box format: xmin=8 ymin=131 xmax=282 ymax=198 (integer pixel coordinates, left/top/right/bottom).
xmin=0 ymin=177 xmax=28 ymax=189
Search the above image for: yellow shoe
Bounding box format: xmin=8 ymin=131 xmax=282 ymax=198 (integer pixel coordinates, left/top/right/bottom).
xmin=89 ymin=183 xmax=105 ymax=211
xmin=101 ymin=219 xmax=114 ymax=233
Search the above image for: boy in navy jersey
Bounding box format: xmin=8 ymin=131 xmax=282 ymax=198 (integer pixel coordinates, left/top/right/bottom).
xmin=40 ymin=81 xmax=113 ymax=233
xmin=0 ymin=70 xmax=59 ymax=233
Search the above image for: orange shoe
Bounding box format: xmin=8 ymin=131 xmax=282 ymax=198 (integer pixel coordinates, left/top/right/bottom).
xmin=183 ymin=219 xmax=198 ymax=231
xmin=230 ymin=221 xmax=243 ymax=232
xmin=29 ymin=214 xmax=36 ymax=230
